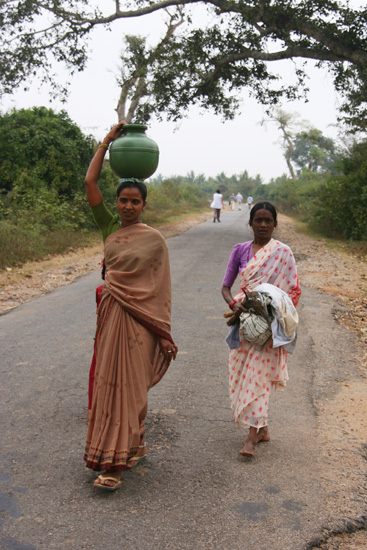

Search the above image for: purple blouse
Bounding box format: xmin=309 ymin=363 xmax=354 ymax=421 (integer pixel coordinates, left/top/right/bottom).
xmin=222 ymin=241 xmax=254 ymax=288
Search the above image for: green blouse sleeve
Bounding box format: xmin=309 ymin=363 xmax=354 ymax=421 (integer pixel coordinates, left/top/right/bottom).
xmin=91 ymin=201 xmax=120 ymax=242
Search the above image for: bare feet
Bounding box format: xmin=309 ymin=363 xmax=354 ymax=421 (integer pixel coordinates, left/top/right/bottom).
xmin=257 ymin=426 xmax=270 ymax=442
xmin=94 ymin=472 xmax=121 ymax=491
xmin=239 ymin=426 xmax=270 ymax=457
xmin=239 ymin=438 xmax=256 ymax=457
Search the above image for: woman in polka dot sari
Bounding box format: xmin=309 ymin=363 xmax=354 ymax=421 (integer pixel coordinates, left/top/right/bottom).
xmin=222 ymin=202 xmax=301 ymax=457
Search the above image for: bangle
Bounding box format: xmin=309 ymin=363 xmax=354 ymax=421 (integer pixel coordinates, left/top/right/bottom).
xmin=229 ymin=300 xmax=236 ymax=310
xmin=98 ymin=143 xmax=109 ymax=150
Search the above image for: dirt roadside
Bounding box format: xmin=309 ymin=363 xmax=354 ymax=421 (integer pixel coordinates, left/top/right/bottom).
xmin=1 ymin=210 xmax=366 ymax=549
xmin=276 ymin=216 xmax=367 ymax=550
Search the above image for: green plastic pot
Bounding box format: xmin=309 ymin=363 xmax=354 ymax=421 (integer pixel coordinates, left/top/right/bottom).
xmin=109 ymin=124 xmax=159 ymax=179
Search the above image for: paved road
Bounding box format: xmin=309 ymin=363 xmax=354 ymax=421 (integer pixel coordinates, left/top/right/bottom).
xmin=0 ymin=208 xmax=364 ymax=550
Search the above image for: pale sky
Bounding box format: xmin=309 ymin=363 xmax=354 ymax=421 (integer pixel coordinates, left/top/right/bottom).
xmin=0 ymin=5 xmax=347 ymax=183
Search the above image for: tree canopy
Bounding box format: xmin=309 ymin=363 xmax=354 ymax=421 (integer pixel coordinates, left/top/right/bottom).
xmin=0 ymin=107 xmax=93 ymax=195
xmin=292 ymin=129 xmax=339 ymax=174
xmin=1 ymin=1 xmax=367 ymax=129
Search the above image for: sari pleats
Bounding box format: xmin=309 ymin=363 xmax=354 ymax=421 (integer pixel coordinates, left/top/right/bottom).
xmin=85 ymin=295 xmax=157 ymax=471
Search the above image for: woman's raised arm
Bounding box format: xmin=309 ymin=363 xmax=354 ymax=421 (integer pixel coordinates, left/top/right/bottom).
xmin=84 ymin=122 xmax=125 ymax=207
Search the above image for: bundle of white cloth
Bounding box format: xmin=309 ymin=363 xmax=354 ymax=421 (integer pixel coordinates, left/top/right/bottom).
xmin=253 ymin=283 xmax=298 ymax=352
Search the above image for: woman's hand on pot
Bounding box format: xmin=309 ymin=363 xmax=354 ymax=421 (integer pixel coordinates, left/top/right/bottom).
xmin=159 ymin=338 xmax=178 ymax=361
xmin=105 ymin=122 xmax=126 ymax=144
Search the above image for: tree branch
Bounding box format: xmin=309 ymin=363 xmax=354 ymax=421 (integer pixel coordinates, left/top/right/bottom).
xmin=38 ymin=0 xmax=198 ymax=25
xmin=295 ymin=20 xmax=367 ymax=68
xmin=126 ymin=76 xmax=147 ymax=122
xmin=199 ymin=46 xmax=347 ymax=90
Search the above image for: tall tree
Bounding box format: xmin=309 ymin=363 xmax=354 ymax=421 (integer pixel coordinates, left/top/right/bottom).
xmin=116 ymin=9 xmax=184 ymax=122
xmin=292 ymin=128 xmax=339 ymax=173
xmin=1 ymin=1 xmax=366 ymax=129
xmin=265 ymin=109 xmax=299 ymax=179
xmin=266 ymin=109 xmax=340 ymax=177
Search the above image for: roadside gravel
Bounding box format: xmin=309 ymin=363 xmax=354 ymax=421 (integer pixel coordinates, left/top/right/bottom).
xmin=275 ymin=216 xmax=367 ymax=550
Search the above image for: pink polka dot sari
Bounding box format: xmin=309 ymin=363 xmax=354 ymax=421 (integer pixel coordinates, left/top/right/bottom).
xmin=228 ymin=239 xmax=301 ymax=428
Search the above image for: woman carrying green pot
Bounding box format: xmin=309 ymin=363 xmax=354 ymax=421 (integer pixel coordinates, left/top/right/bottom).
xmin=84 ymin=122 xmax=178 ymax=491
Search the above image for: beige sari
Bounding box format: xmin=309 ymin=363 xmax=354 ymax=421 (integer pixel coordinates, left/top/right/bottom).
xmin=84 ymin=223 xmax=173 ymax=471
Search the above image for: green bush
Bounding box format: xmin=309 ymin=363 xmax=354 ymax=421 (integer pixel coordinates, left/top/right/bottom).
xmin=311 ymin=141 xmax=367 ymax=240
xmin=257 ymin=140 xmax=367 ymax=242
xmin=0 ymin=107 xmax=93 ymax=196
xmin=257 ymin=172 xmax=325 ymax=216
xmin=143 ymin=179 xmax=208 ymax=225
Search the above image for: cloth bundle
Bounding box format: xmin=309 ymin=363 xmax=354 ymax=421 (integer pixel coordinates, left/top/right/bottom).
xmin=225 ymin=284 xmax=298 ymax=352
xmin=238 ymin=292 xmax=273 ymax=348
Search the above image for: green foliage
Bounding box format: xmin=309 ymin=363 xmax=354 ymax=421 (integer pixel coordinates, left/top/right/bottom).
xmin=258 ymin=172 xmax=325 ymax=215
xmin=1 ymin=2 xmax=367 ymax=131
xmin=311 ymin=140 xmax=367 ymax=240
xmin=0 ymin=106 xmax=100 ymax=267
xmin=258 ymin=139 xmax=367 ymax=242
xmin=0 ymin=107 xmax=94 ymax=195
xmin=0 ymin=2 xmax=89 ymax=97
xmin=0 ymin=220 xmax=96 ymax=270
xmin=291 ymin=129 xmax=340 ymax=174
xmin=143 ymin=179 xmax=208 ymax=225
xmin=94 ymin=164 xmax=120 ymax=214
xmin=332 ymin=62 xmax=367 ymax=133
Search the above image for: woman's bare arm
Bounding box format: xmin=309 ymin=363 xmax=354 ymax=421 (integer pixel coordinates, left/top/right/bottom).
xmin=222 ymin=285 xmax=233 ymax=306
xmin=84 ymin=122 xmax=125 ymax=207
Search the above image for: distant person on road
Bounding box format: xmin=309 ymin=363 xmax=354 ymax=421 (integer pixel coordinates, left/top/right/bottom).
xmin=210 ymin=189 xmax=224 ymax=223
xmin=246 ymin=195 xmax=253 ymax=209
xmin=84 ymin=122 xmax=178 ymax=490
xmin=235 ymin=192 xmax=243 ymax=210
xmin=230 ymin=193 xmax=236 ymax=211
xmin=221 ymin=202 xmax=301 ymax=458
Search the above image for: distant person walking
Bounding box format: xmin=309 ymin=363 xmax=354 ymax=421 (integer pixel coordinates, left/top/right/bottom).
xmin=236 ymin=192 xmax=243 ymax=211
xmin=230 ymin=194 xmax=236 ymax=211
xmin=210 ymin=189 xmax=224 ymax=223
xmin=247 ymin=195 xmax=254 ymax=209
